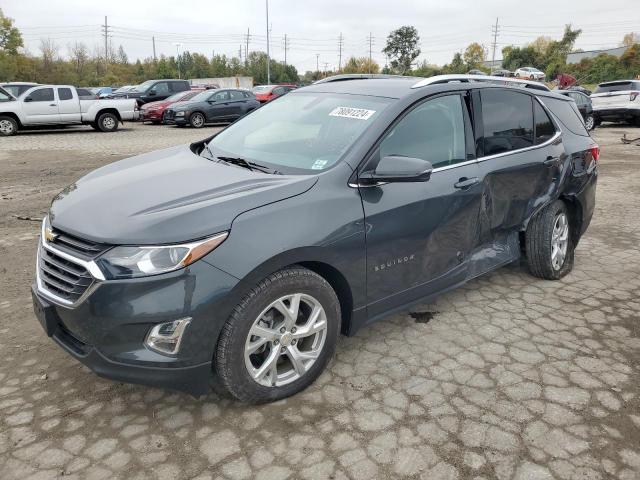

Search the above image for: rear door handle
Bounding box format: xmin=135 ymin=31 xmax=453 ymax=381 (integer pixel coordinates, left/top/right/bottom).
xmin=49 ymin=104 xmax=57 ymax=107
xmin=544 ymin=156 xmax=560 ymax=166
xmin=454 ymin=177 xmax=479 ymax=189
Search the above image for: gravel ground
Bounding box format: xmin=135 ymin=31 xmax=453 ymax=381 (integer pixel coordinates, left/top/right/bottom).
xmin=0 ymin=121 xmax=639 ymax=480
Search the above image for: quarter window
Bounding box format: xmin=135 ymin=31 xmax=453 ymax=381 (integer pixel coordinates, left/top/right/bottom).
xmin=229 ymin=91 xmax=245 ymax=100
xmin=152 ymin=82 xmax=170 ymax=95
xmin=212 ymin=91 xmax=229 ymax=102
xmin=28 ymin=88 xmax=54 ymax=102
xmin=378 ymin=94 xmax=467 ymax=169
xmin=58 ymin=88 xmax=73 ymax=101
xmin=533 ymin=100 xmax=555 ymax=145
xmin=481 ymin=89 xmax=534 ymax=155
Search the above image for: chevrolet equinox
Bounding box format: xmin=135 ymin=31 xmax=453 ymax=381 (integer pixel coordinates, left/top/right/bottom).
xmin=32 ymin=75 xmax=598 ymax=403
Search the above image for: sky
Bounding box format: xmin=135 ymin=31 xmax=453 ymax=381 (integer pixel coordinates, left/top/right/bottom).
xmin=4 ymin=0 xmax=639 ymax=73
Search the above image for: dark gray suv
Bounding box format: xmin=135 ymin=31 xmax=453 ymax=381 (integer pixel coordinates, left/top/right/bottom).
xmin=32 ymin=75 xmax=598 ymax=402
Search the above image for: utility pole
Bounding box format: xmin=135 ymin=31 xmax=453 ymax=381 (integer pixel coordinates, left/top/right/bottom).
xmin=338 ymin=32 xmax=343 ymax=71
xmin=152 ymin=36 xmax=157 ymax=62
xmin=266 ymin=0 xmax=271 ymax=84
xmin=239 ymin=45 xmax=243 ymax=61
xmin=283 ymin=34 xmax=288 ymax=67
xmin=323 ymin=62 xmax=329 ymax=76
xmin=245 ymin=28 xmax=250 ymax=65
xmin=316 ymin=54 xmax=320 ymax=73
xmin=175 ymin=43 xmax=182 ymax=79
xmin=491 ymin=18 xmax=499 ymax=74
xmin=102 ymin=16 xmax=109 ymax=64
xmin=368 ymin=33 xmax=373 ymax=74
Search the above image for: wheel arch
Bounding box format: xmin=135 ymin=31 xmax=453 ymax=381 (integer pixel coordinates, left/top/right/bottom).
xmin=0 ymin=112 xmax=23 ymax=127
xmin=96 ymin=108 xmax=122 ymax=122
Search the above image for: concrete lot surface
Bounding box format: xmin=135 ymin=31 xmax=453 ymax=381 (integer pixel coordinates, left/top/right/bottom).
xmin=0 ymin=122 xmax=639 ymax=480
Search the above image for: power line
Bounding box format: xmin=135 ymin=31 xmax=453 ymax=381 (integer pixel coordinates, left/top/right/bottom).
xmin=490 ymin=17 xmax=499 ymax=73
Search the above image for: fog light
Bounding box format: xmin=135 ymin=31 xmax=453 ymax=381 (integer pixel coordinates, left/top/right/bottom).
xmin=145 ymin=318 xmax=191 ymax=355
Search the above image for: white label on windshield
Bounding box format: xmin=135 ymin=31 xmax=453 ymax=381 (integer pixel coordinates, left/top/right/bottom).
xmin=329 ymin=106 xmax=376 ymax=120
xmin=311 ymin=159 xmax=328 ymax=170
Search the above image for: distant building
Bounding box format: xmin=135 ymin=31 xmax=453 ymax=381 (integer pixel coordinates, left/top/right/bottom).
xmin=482 ymin=59 xmax=503 ymax=69
xmin=566 ymin=46 xmax=628 ymax=64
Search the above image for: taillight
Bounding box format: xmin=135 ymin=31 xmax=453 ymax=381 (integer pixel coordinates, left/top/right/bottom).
xmin=631 ymin=91 xmax=639 ymax=101
xmin=590 ymin=145 xmax=600 ymax=162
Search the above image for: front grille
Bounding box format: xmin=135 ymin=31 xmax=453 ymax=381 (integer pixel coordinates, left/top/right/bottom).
xmin=39 ymin=247 xmax=94 ymax=303
xmin=48 ymin=228 xmax=109 ymax=260
xmin=164 ymin=109 xmax=175 ymax=120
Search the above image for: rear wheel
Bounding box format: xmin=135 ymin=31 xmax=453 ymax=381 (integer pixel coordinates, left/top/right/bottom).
xmin=215 ymin=266 xmax=340 ymax=403
xmin=96 ymin=112 xmax=119 ymax=132
xmin=529 ymin=74 xmax=535 ymax=80
xmin=584 ymin=114 xmax=595 ymax=131
xmin=189 ymin=112 xmax=205 ymax=128
xmin=526 ymin=200 xmax=574 ymax=280
xmin=0 ymin=116 xmax=18 ymax=136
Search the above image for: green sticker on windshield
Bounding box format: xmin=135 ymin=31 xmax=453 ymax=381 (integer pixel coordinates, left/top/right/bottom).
xmin=329 ymin=107 xmax=376 ymax=120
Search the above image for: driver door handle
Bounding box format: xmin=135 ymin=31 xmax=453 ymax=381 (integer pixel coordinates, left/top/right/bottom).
xmin=454 ymin=177 xmax=479 ymax=189
xmin=544 ymin=156 xmax=560 ymax=166
xmin=49 ymin=104 xmax=57 ymax=107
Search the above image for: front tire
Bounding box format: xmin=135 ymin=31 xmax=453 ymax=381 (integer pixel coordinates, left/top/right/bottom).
xmin=0 ymin=116 xmax=18 ymax=136
xmin=584 ymin=114 xmax=595 ymax=131
xmin=526 ymin=200 xmax=574 ymax=280
xmin=215 ymin=266 xmax=340 ymax=403
xmin=189 ymin=112 xmax=206 ymax=128
xmin=96 ymin=112 xmax=119 ymax=132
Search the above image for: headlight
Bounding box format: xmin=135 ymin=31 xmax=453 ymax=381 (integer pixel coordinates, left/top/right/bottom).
xmin=96 ymin=232 xmax=228 ymax=279
xmin=175 ymin=111 xmax=185 ymax=117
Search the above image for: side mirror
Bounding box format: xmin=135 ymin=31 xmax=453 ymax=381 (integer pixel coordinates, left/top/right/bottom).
xmin=24 ymin=97 xmax=33 ymax=102
xmin=148 ymin=90 xmax=156 ymax=96
xmin=360 ymin=155 xmax=433 ymax=185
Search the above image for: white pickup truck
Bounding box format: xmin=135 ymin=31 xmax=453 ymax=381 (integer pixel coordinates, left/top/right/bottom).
xmin=590 ymin=79 xmax=640 ymax=126
xmin=0 ymin=84 xmax=138 ymax=136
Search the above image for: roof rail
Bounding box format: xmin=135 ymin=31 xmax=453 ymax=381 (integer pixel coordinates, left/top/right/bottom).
xmin=412 ymin=74 xmax=550 ymax=92
xmin=313 ymin=74 xmax=415 ymax=84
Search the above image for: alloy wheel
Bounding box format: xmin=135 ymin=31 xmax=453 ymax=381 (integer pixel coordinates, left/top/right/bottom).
xmin=551 ymin=212 xmax=569 ymax=270
xmin=244 ymin=293 xmax=327 ymax=387
xmin=191 ymin=113 xmax=204 ymax=128
xmin=0 ymin=119 xmax=15 ymax=135
xmin=102 ymin=116 xmax=116 ymax=130
xmin=585 ymin=115 xmax=595 ymax=131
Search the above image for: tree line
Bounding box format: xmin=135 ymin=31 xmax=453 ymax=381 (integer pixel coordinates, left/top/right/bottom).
xmin=0 ymin=8 xmax=638 ymax=88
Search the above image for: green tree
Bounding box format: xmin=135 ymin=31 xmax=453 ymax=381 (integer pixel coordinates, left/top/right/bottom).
xmin=0 ymin=8 xmax=23 ymax=54
xmin=342 ymin=56 xmax=380 ymax=74
xmin=442 ymin=52 xmax=466 ymax=74
xmin=383 ymin=26 xmax=421 ymax=74
xmin=463 ymin=43 xmax=486 ymax=70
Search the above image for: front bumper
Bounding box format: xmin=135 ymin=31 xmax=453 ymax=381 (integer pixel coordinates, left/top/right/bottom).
xmin=141 ymin=110 xmax=162 ymax=121
xmin=33 ymin=247 xmax=241 ymax=396
xmin=163 ymin=114 xmax=188 ymax=125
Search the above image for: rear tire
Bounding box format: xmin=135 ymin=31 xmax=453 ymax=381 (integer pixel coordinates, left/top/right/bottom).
xmin=0 ymin=116 xmax=18 ymax=136
xmin=189 ymin=112 xmax=206 ymax=128
xmin=584 ymin=114 xmax=595 ymax=131
xmin=96 ymin=112 xmax=119 ymax=132
xmin=215 ymin=266 xmax=340 ymax=403
xmin=526 ymin=200 xmax=574 ymax=280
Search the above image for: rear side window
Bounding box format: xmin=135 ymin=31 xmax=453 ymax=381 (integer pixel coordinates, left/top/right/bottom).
xmin=76 ymin=88 xmax=93 ymax=97
xmin=229 ymin=91 xmax=245 ymax=100
xmin=594 ymin=82 xmax=633 ymax=93
xmin=171 ymin=81 xmax=189 ymax=92
xmin=481 ymin=89 xmax=534 ymax=155
xmin=542 ymin=97 xmax=589 ymax=137
xmin=28 ymin=88 xmax=54 ymax=102
xmin=58 ymin=88 xmax=73 ymax=101
xmin=533 ymin=100 xmax=556 ymax=144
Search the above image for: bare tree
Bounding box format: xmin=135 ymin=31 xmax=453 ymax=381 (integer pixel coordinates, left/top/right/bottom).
xmin=68 ymin=41 xmax=89 ymax=77
xmin=39 ymin=38 xmax=59 ymax=68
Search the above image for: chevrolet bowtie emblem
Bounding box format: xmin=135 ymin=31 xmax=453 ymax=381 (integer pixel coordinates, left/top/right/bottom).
xmin=44 ymin=227 xmax=57 ymax=243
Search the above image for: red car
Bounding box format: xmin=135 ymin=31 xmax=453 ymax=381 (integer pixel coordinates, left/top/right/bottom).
xmin=141 ymin=89 xmax=204 ymax=124
xmin=252 ymin=84 xmax=297 ymax=103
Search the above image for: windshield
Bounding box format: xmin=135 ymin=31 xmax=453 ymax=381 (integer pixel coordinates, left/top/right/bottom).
xmin=207 ymin=92 xmax=391 ymax=174
xmin=132 ymin=80 xmax=156 ymax=92
xmin=252 ymin=86 xmax=272 ymax=92
xmin=165 ymin=91 xmax=194 ymax=102
xmin=188 ymin=90 xmax=214 ymax=102
xmin=2 ymin=85 xmax=29 ymax=97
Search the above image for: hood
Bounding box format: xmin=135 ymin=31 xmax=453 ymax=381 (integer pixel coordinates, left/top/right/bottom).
xmin=170 ymin=100 xmax=200 ymax=111
xmin=142 ymin=99 xmax=167 ymax=109
xmin=49 ymin=145 xmax=317 ymax=245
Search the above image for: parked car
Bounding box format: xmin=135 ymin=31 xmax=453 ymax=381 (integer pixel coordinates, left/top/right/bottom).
xmin=91 ymin=87 xmax=115 ymax=98
xmin=515 ymin=67 xmax=546 ymax=81
xmin=555 ymin=90 xmax=595 ymax=130
xmin=140 ymin=89 xmax=205 ymax=124
xmin=467 ymin=69 xmax=485 ymax=75
xmin=490 ymin=69 xmax=514 ymax=77
xmin=111 ymin=79 xmax=191 ymax=106
xmin=252 ymin=84 xmax=297 ymax=103
xmin=1 ymin=82 xmax=39 ymax=97
xmin=590 ymin=80 xmax=640 ymax=126
xmin=32 ymin=75 xmax=598 ymax=402
xmin=163 ymin=89 xmax=260 ymax=127
xmin=76 ymin=88 xmax=98 ymax=100
xmin=0 ymin=85 xmax=138 ymax=135
xmin=113 ymin=85 xmax=136 ymax=94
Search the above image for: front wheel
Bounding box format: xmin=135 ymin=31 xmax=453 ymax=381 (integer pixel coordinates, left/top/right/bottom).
xmin=584 ymin=114 xmax=595 ymax=131
xmin=96 ymin=112 xmax=119 ymax=132
xmin=526 ymin=200 xmax=574 ymax=280
xmin=215 ymin=267 xmax=340 ymax=403
xmin=189 ymin=112 xmax=206 ymax=128
xmin=0 ymin=116 xmax=18 ymax=136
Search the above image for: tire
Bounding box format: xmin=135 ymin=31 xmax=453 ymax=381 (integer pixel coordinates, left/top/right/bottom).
xmin=526 ymin=200 xmax=574 ymax=280
xmin=0 ymin=116 xmax=18 ymax=136
xmin=215 ymin=266 xmax=341 ymax=403
xmin=584 ymin=114 xmax=595 ymax=131
xmin=96 ymin=112 xmax=119 ymax=132
xmin=189 ymin=112 xmax=206 ymax=128
xmin=530 ymin=74 xmax=535 ymax=80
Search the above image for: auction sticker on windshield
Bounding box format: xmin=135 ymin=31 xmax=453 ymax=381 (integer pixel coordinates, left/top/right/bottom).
xmin=329 ymin=107 xmax=376 ymax=120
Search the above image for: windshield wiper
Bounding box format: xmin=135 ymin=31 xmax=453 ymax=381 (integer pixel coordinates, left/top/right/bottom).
xmin=216 ymin=156 xmax=282 ymax=175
